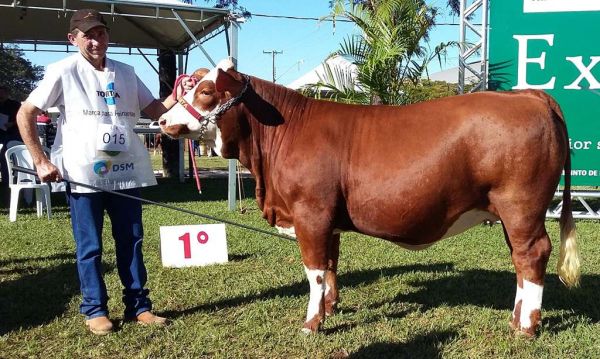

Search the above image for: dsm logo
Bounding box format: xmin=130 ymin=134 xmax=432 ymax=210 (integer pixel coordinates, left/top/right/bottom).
xmin=93 ymin=160 xmax=111 ymax=176
xmin=96 ymin=82 xmax=120 ymax=105
xmin=93 ymin=160 xmax=134 ymax=177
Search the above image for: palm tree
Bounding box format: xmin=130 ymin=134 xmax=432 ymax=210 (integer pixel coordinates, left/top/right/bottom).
xmin=304 ymin=0 xmax=457 ymax=105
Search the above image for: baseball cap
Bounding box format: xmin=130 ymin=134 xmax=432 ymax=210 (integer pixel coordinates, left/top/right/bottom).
xmin=69 ymin=9 xmax=108 ymax=32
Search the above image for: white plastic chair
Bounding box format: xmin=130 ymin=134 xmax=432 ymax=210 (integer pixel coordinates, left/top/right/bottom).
xmin=5 ymin=144 xmax=52 ymax=222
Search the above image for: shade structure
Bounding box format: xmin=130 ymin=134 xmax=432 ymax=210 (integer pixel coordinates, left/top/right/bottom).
xmin=0 ymin=0 xmax=230 ymax=51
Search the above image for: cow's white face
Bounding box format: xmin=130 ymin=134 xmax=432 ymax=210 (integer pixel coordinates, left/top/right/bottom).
xmin=159 ymin=59 xmax=235 ymax=154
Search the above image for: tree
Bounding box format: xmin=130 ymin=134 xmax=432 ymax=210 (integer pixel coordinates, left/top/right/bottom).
xmin=0 ymin=45 xmax=43 ymax=101
xmin=304 ymin=0 xmax=457 ymax=105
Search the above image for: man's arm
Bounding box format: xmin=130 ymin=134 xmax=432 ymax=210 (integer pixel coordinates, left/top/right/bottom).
xmin=142 ymin=96 xmax=178 ymax=121
xmin=16 ymin=101 xmax=62 ymax=182
xmin=140 ymin=76 xmax=193 ymax=120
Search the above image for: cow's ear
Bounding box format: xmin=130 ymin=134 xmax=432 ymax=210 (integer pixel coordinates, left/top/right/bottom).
xmin=215 ymin=68 xmax=242 ymax=94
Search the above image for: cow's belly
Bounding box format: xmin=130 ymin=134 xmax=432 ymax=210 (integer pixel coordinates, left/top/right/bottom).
xmin=392 ymin=209 xmax=499 ymax=250
xmin=277 ymin=210 xmax=498 ymax=248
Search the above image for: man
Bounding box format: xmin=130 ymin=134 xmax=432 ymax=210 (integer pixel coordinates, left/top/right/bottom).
xmin=0 ymin=85 xmax=22 ymax=186
xmin=17 ymin=9 xmax=190 ymax=335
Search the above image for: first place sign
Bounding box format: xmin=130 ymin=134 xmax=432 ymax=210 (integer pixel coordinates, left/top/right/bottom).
xmin=160 ymin=223 xmax=228 ymax=268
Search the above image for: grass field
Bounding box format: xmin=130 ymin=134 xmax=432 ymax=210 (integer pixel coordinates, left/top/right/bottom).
xmin=1 ymin=174 xmax=600 ymax=358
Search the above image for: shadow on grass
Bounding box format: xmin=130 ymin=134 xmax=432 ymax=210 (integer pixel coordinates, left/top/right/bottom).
xmin=161 ymin=263 xmax=455 ymax=319
xmin=389 ymin=269 xmax=600 ymax=334
xmin=347 ymin=330 xmax=457 ymax=359
xmin=0 ymin=261 xmax=78 ymax=335
xmin=163 ymin=262 xmax=600 ymax=336
xmin=0 ymin=258 xmax=116 ymax=335
xmin=0 ymin=252 xmax=74 ymax=267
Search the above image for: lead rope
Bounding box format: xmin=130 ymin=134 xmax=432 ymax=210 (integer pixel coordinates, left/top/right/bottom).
xmin=188 ymin=139 xmax=201 ymax=194
xmin=12 ymin=165 xmax=296 ymax=241
xmin=172 ymin=74 xmax=202 ymax=194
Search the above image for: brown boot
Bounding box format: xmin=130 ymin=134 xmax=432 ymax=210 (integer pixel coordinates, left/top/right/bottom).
xmin=85 ymin=316 xmax=113 ymax=335
xmin=134 ymin=311 xmax=169 ymax=326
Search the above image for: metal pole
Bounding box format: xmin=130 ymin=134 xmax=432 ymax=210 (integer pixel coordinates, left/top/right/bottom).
xmin=263 ymin=50 xmax=283 ymax=83
xmin=480 ymin=0 xmax=489 ymax=90
xmin=458 ymin=0 xmax=466 ymax=94
xmin=227 ymin=18 xmax=240 ymax=211
xmin=172 ymin=9 xmax=217 ymax=67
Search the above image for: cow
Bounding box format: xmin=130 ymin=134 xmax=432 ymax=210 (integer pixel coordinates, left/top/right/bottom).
xmin=159 ymin=59 xmax=580 ymax=337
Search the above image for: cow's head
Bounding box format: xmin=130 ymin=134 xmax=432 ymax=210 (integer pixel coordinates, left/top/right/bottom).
xmin=159 ymin=59 xmax=253 ymax=160
xmin=159 ymin=59 xmax=240 ymax=154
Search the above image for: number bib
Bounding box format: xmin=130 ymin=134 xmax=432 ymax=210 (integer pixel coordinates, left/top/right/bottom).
xmin=96 ymin=124 xmax=130 ymax=152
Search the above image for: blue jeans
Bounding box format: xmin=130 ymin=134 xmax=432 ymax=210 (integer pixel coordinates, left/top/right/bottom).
xmin=67 ymin=186 xmax=152 ymax=319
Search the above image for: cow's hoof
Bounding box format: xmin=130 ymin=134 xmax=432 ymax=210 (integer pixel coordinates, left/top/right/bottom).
xmin=509 ymin=319 xmax=537 ymax=338
xmin=515 ymin=328 xmax=536 ymax=339
xmin=302 ymin=316 xmax=322 ymax=334
xmin=301 ymin=327 xmax=315 ymax=335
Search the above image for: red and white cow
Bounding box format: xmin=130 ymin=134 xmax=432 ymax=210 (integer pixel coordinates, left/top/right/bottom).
xmin=159 ymin=59 xmax=580 ymax=337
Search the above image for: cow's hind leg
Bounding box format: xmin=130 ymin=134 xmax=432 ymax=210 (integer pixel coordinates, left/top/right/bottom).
xmin=502 ymin=215 xmax=551 ymax=337
xmin=324 ymin=234 xmax=340 ymax=317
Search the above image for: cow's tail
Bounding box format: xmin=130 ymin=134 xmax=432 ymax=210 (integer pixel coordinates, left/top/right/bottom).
xmin=554 ymin=99 xmax=580 ymax=288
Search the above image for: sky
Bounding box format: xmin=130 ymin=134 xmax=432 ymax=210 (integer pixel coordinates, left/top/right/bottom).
xmin=22 ymin=0 xmax=462 ymax=98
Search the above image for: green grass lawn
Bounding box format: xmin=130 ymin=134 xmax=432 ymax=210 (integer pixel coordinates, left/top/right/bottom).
xmin=1 ymin=177 xmax=600 ymax=358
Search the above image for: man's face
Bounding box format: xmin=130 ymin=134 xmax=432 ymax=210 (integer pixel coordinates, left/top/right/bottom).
xmin=68 ymin=26 xmax=109 ymax=64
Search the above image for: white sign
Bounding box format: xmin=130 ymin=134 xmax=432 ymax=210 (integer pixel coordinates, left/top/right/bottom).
xmin=160 ymin=223 xmax=228 ymax=267
xmin=524 ymin=0 xmax=600 ymax=13
xmin=96 ymin=124 xmax=130 ymax=152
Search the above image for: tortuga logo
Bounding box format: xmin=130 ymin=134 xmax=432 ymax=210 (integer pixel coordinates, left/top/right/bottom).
xmin=93 ymin=160 xmax=135 ymax=177
xmin=97 ymin=82 xmax=120 ymax=105
xmin=93 ymin=160 xmax=111 ymax=177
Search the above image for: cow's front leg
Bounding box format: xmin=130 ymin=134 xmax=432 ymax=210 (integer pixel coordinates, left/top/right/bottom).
xmin=294 ymin=221 xmax=335 ymax=334
xmin=302 ymin=265 xmax=326 ymax=334
xmin=324 ymin=234 xmax=340 ymax=317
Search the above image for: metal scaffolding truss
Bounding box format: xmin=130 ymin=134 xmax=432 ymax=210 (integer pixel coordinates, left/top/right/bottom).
xmin=458 ymin=0 xmax=488 ymax=94
xmin=548 ymin=191 xmax=600 ymax=220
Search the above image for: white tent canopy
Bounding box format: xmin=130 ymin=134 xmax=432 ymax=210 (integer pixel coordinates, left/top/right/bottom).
xmin=287 ymin=55 xmax=359 ymax=91
xmin=0 ymin=0 xmax=230 ymax=51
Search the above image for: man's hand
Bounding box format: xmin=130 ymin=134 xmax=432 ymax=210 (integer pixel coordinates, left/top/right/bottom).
xmin=174 ymin=76 xmax=197 ymax=100
xmin=36 ymin=159 xmax=62 ymax=183
xmin=182 ymin=76 xmax=196 ymax=92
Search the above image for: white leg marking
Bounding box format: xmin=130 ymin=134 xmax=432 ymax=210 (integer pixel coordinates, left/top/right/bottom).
xmin=519 ymin=280 xmax=544 ymax=329
xmin=302 ymin=266 xmax=326 ymax=334
xmin=276 ymin=226 xmax=296 ymax=238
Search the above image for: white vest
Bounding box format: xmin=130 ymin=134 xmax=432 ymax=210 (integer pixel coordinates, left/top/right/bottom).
xmin=52 ymin=55 xmax=156 ymax=193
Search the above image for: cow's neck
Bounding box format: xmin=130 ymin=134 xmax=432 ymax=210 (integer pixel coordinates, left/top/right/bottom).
xmin=243 ymin=76 xmax=310 ymax=162
xmin=241 ymin=76 xmax=311 ymax=223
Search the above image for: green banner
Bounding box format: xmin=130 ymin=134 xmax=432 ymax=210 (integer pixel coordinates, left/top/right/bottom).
xmin=488 ymin=0 xmax=600 ymax=185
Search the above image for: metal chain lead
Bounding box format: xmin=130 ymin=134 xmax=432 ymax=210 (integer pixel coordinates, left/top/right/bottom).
xmin=197 ymin=75 xmax=250 ymax=140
